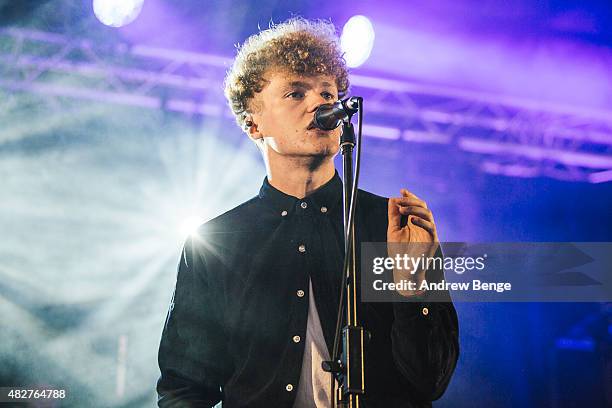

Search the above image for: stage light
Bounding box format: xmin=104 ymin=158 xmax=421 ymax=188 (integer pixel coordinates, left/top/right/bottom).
xmin=92 ymin=0 xmax=144 ymax=28
xmin=341 ymin=15 xmax=375 ymax=68
xmin=179 ymin=215 xmax=205 ymax=238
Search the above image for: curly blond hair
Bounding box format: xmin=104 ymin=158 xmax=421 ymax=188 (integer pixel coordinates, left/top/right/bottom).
xmin=224 ymin=18 xmax=350 ymax=128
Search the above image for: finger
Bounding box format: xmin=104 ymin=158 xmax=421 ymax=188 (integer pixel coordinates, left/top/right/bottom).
xmin=401 ymin=189 xmax=428 ymax=208
xmin=410 ymin=217 xmax=438 ymax=240
xmin=401 ymin=188 xmax=422 ymax=201
xmin=395 ymin=196 xmax=428 ymax=209
xmin=398 ymin=206 xmax=434 ymax=222
xmin=387 ymin=198 xmax=402 ymax=232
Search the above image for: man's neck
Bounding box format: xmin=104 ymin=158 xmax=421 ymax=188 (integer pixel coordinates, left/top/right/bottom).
xmin=266 ymin=156 xmax=336 ymax=199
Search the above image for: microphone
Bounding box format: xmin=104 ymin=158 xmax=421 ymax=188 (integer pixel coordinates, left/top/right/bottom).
xmin=313 ymin=97 xmax=361 ymax=130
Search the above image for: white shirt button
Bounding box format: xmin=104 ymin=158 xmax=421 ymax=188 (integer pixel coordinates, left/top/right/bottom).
xmin=296 ymin=290 xmax=305 ymax=298
xmin=320 ymin=206 xmax=328 ymax=213
xmin=298 ymin=244 xmax=306 ymax=253
xmin=292 ymin=335 xmax=301 ymax=343
xmin=300 ymin=202 xmax=308 ymax=209
xmin=281 ymin=210 xmax=288 ymax=217
xmin=422 ymin=307 xmax=429 ymax=316
xmin=286 ymin=384 xmax=293 ymax=392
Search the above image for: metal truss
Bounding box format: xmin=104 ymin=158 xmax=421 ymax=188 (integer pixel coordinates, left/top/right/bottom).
xmin=1 ymin=27 xmax=611 ymax=183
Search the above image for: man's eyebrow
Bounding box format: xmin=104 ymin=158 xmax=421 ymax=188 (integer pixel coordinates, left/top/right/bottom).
xmin=285 ymin=81 xmax=312 ymax=89
xmin=283 ymin=81 xmax=335 ymax=89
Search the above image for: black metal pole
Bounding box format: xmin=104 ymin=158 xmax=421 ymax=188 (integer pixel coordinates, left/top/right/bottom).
xmin=338 ymin=121 xmax=365 ymax=407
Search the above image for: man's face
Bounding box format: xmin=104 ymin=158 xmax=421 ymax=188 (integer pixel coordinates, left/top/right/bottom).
xmin=248 ymin=70 xmax=342 ymax=159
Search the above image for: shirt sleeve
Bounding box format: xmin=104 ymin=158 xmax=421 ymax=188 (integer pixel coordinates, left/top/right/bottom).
xmin=389 ymin=246 xmax=460 ymax=402
xmin=156 ymin=236 xmax=229 ymax=407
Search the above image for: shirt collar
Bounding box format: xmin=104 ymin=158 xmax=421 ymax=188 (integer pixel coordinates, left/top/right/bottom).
xmin=258 ymin=170 xmax=343 ymax=216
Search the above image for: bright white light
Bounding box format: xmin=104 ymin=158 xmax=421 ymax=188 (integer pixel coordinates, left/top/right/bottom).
xmin=179 ymin=215 xmax=206 ymax=238
xmin=93 ymin=0 xmax=144 ymax=28
xmin=341 ymin=15 xmax=375 ymax=68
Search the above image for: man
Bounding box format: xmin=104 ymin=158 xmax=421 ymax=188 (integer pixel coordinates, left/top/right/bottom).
xmin=157 ymin=18 xmax=459 ymax=407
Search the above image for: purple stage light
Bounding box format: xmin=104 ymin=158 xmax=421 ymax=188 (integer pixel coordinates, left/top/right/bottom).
xmin=93 ymin=0 xmax=144 ymax=28
xmin=588 ymin=169 xmax=612 ymax=184
xmin=362 ymin=124 xmax=400 ymax=140
xmin=341 ymin=15 xmax=375 ymax=68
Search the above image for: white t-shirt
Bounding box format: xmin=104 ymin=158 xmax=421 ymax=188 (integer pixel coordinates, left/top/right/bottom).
xmin=293 ymin=279 xmax=335 ymax=407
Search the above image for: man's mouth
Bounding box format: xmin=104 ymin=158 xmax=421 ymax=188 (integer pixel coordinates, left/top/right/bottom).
xmin=307 ymin=121 xmax=330 ymax=132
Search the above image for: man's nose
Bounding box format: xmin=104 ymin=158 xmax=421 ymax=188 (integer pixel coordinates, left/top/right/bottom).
xmin=307 ymin=95 xmax=331 ymax=113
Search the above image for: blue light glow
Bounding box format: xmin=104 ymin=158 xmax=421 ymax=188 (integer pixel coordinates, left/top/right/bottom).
xmin=93 ymin=0 xmax=144 ymax=28
xmin=341 ymin=15 xmax=375 ymax=68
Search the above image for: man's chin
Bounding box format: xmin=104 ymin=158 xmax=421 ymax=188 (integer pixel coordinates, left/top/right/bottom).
xmin=306 ymin=128 xmax=341 ymax=138
xmin=290 ymin=147 xmax=339 ymax=161
xmin=312 ymin=144 xmax=340 ymax=157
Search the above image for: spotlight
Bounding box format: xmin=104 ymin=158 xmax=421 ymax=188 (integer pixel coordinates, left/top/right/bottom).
xmin=341 ymin=15 xmax=375 ymax=68
xmin=93 ymin=0 xmax=144 ymax=28
xmin=179 ymin=215 xmax=205 ymax=238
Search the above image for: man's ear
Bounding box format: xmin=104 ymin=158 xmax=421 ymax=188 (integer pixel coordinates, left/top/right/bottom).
xmin=244 ymin=115 xmax=263 ymax=142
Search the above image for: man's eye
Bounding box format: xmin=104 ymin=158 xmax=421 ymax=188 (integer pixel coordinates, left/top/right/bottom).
xmin=322 ymin=92 xmax=336 ymax=100
xmin=287 ymin=91 xmax=304 ymax=99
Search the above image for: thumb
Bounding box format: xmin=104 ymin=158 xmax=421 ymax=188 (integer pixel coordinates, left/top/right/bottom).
xmin=388 ymin=198 xmax=401 ymax=233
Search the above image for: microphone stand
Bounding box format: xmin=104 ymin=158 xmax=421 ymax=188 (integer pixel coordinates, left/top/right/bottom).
xmin=323 ymin=99 xmax=365 ymax=408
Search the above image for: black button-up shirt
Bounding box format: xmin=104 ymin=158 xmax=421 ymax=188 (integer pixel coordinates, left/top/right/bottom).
xmin=157 ymin=172 xmax=459 ymax=407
